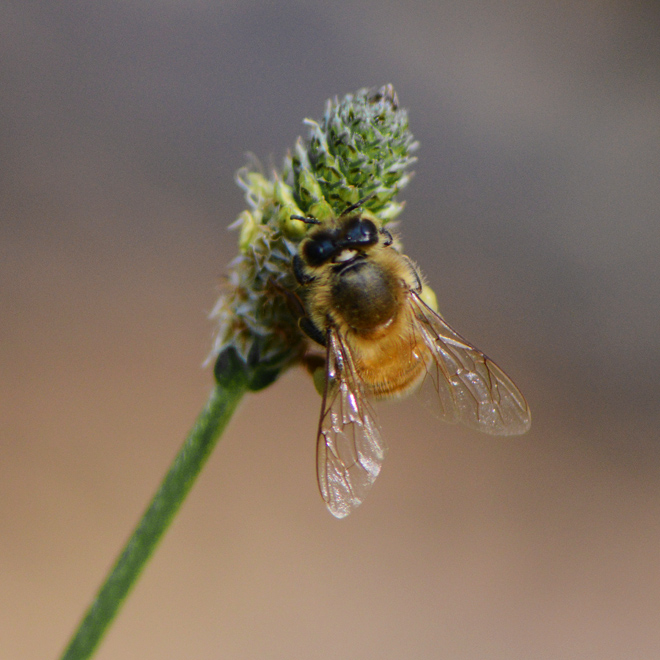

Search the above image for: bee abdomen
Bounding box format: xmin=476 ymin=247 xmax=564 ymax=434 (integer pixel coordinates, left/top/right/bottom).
xmin=355 ymin=336 xmax=428 ymax=399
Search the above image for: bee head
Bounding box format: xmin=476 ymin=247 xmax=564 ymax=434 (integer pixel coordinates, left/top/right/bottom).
xmin=300 ymin=214 xmax=380 ymax=268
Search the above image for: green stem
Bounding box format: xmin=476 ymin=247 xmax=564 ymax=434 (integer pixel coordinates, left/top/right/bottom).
xmin=60 ymin=376 xmax=247 ymax=660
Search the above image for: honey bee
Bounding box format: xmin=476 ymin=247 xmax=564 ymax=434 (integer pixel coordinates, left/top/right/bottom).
xmin=290 ymin=198 xmax=531 ymax=518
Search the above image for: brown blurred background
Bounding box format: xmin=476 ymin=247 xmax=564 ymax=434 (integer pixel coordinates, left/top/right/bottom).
xmin=2 ymin=2 xmax=660 ymax=658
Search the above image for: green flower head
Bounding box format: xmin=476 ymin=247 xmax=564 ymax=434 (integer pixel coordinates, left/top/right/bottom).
xmin=210 ymin=85 xmax=418 ymax=390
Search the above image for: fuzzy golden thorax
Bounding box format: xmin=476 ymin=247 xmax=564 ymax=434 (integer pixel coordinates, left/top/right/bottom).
xmin=295 ymin=214 xmax=429 ymax=399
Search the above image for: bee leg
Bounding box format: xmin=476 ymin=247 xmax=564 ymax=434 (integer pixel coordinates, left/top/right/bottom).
xmin=301 ymin=352 xmax=326 ymax=396
xmin=268 ymin=276 xmax=307 ymax=319
xmin=267 ymin=275 xmax=326 ymax=346
xmin=402 ymin=255 xmax=423 ymax=292
xmin=293 ymin=254 xmax=314 ymax=285
xmin=380 ymin=228 xmax=394 ymax=246
xmin=301 ymin=352 xmax=325 ymax=373
xmin=299 ymin=316 xmax=327 ymax=347
xmin=299 ymin=318 xmax=329 ymax=395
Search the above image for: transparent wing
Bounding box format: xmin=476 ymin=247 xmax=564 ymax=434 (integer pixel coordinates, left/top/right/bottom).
xmin=409 ymin=291 xmax=531 ymax=435
xmin=316 ymin=327 xmax=387 ymax=518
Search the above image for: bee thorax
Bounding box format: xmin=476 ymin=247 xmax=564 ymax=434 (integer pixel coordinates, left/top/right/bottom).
xmin=330 ymin=260 xmax=400 ymax=332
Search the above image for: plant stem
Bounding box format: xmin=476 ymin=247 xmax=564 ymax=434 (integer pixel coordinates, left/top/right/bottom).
xmin=60 ymin=378 xmax=247 ymax=660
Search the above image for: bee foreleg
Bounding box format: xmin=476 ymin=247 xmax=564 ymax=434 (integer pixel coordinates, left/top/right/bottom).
xmin=380 ymin=228 xmax=394 ymax=246
xmin=299 ymin=316 xmax=327 ymax=347
xmin=293 ymin=254 xmax=315 ymax=285
xmin=268 ymin=276 xmax=307 ymax=319
xmin=268 ymin=273 xmax=325 ymax=346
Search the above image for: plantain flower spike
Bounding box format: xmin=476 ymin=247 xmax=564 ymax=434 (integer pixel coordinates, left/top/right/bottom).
xmin=210 ymin=85 xmax=419 ymax=390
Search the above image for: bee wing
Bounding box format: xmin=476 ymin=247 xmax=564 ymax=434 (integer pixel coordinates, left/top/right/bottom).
xmin=316 ymin=327 xmax=387 ymax=518
xmin=409 ymin=291 xmax=531 ymax=435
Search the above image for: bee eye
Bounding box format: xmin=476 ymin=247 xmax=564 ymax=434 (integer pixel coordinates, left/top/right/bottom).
xmin=342 ymin=217 xmax=378 ymax=247
xmin=303 ymin=234 xmax=336 ymax=266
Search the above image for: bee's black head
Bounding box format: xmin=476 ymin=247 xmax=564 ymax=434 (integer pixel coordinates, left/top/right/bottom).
xmin=302 ymin=215 xmax=380 ymax=268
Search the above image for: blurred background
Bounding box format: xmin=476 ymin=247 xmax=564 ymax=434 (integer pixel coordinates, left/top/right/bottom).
xmin=2 ymin=2 xmax=659 ymax=658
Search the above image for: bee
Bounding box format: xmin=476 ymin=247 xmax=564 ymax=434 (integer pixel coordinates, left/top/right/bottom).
xmin=290 ymin=197 xmax=531 ymax=518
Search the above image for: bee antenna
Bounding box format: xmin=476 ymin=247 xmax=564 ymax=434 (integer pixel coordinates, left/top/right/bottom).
xmin=290 ymin=214 xmax=321 ymax=225
xmin=339 ymin=192 xmax=377 ymax=218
